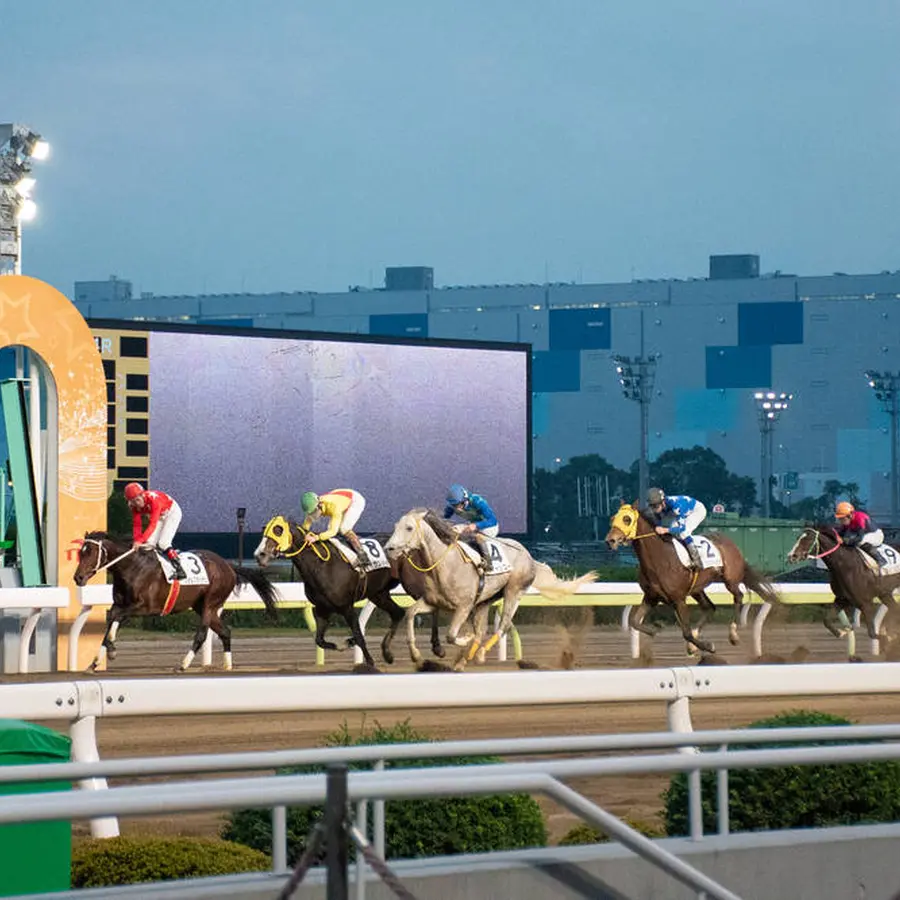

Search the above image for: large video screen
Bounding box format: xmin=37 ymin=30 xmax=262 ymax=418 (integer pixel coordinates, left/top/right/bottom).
xmin=97 ymin=324 xmax=530 ymax=535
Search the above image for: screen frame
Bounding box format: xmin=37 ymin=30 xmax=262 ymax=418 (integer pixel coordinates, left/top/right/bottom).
xmin=89 ymin=317 xmax=533 ymax=541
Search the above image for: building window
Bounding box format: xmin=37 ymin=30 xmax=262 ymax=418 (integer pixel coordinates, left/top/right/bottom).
xmin=126 ymin=373 xmax=149 ymax=391
xmin=107 ymin=448 xmax=116 ymax=469
xmin=126 ymin=418 xmax=149 ymax=435
xmin=126 ymin=396 xmax=149 ymax=413
xmin=106 ymin=382 xmax=116 ymax=402
xmin=107 ymin=404 xmax=116 ymax=425
xmin=126 ymin=440 xmax=148 ymax=457
xmin=120 ymin=336 xmax=148 ymax=358
xmin=102 ymin=360 xmax=116 ymax=379
xmin=107 ymin=426 xmax=115 ymax=447
xmin=117 ymin=466 xmax=148 ymax=480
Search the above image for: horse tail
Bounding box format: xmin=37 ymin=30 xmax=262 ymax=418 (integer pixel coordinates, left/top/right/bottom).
xmin=532 ymin=561 xmax=598 ymax=601
xmin=742 ymin=564 xmax=780 ymax=605
xmin=232 ymin=566 xmax=280 ymax=621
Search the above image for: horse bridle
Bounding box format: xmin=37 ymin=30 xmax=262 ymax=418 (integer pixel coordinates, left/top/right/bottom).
xmin=803 ymin=527 xmax=843 ymax=560
xmin=79 ymin=538 xmax=136 ymax=579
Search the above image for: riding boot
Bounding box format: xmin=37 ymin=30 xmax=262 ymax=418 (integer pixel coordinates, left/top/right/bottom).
xmin=344 ymin=531 xmax=369 ymax=568
xmin=165 ymin=547 xmax=187 ymax=580
xmin=684 ymin=540 xmax=701 ymax=570
xmin=861 ymin=544 xmax=881 ymax=565
xmin=476 ymin=537 xmax=493 ymax=573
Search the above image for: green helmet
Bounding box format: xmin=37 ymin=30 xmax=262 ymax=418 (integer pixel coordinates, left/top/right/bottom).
xmin=647 ymin=487 xmax=666 ymax=506
xmin=301 ymin=491 xmax=319 ymax=514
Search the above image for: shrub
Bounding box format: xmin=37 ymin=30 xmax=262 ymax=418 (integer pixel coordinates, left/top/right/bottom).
xmin=71 ymin=837 xmax=270 ymax=887
xmin=223 ymin=719 xmax=547 ymax=861
xmin=558 ymin=818 xmax=665 ymax=846
xmin=663 ymin=710 xmax=900 ymax=835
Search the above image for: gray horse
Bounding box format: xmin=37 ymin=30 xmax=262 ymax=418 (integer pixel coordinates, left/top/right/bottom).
xmin=384 ymin=508 xmax=597 ymax=670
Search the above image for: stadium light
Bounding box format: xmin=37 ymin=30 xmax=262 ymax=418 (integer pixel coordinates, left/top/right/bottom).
xmin=864 ymin=370 xmax=899 ymax=526
xmin=612 ymin=312 xmax=660 ymax=504
xmin=753 ymin=391 xmax=793 ymax=518
xmin=1 ymin=123 xmax=50 ymax=276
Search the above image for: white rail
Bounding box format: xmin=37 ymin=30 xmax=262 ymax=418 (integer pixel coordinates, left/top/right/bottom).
xmin=0 ymin=586 xmax=70 ymax=674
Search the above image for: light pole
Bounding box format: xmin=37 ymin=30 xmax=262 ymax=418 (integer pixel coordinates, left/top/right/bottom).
xmin=613 ymin=314 xmax=659 ymax=504
xmin=865 ymin=370 xmax=899 ymax=527
xmin=753 ymin=391 xmax=792 ymax=518
xmin=0 ymin=123 xmax=50 ymax=276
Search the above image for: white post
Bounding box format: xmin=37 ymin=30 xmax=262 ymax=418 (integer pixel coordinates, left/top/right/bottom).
xmin=373 ymin=758 xmax=385 ymax=859
xmin=355 ymin=798 xmax=368 ymax=900
xmin=271 ymin=806 xmax=287 ymax=872
xmin=27 ymin=352 xmax=42 ymax=524
xmin=352 ymin=602 xmax=376 ymax=666
xmin=68 ymin=608 xmax=92 ymax=672
xmin=69 ymin=716 xmax=119 ymax=838
xmin=17 ymin=608 xmax=41 ymax=673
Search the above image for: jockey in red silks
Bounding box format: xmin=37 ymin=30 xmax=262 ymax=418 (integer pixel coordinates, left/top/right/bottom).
xmin=124 ymin=483 xmax=186 ymax=580
xmin=834 ymin=501 xmax=884 ymax=562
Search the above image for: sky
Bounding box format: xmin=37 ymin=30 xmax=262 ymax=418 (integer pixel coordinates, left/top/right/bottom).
xmin=4 ymin=1 xmax=899 ymax=299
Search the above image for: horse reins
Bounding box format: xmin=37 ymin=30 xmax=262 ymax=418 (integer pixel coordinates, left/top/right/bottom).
xmin=806 ymin=528 xmax=843 ymax=560
xmin=80 ymin=538 xmax=137 ymax=579
xmin=403 ymin=517 xmax=478 ymax=573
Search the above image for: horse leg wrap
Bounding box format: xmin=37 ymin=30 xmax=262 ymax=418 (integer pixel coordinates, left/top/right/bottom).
xmin=180 ymin=649 xmax=195 ymax=671
xmin=482 ymin=632 xmax=501 ymax=654
xmin=466 ymin=640 xmax=481 ymax=661
xmin=223 ymin=651 xmax=233 ymax=671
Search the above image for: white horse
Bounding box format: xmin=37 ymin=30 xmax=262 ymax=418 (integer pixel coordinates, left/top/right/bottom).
xmin=384 ymin=508 xmax=597 ymax=670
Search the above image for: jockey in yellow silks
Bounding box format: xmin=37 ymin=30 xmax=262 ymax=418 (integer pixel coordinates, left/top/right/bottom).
xmin=300 ymin=488 xmax=368 ymax=567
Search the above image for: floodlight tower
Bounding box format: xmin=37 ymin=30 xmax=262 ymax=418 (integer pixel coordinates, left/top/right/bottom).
xmin=865 ymin=370 xmax=900 ymax=526
xmin=612 ymin=314 xmax=659 ymax=504
xmin=753 ymin=391 xmax=792 ymax=518
xmin=0 ymin=123 xmax=50 ymax=276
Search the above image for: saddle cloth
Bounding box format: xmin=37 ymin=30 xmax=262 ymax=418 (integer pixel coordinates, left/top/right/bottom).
xmin=672 ymin=535 xmax=722 ymax=570
xmin=155 ymin=551 xmax=210 ymax=586
xmin=330 ymin=536 xmax=391 ymax=571
xmin=458 ymin=537 xmax=513 ymax=575
xmin=858 ymin=544 xmax=900 ymax=577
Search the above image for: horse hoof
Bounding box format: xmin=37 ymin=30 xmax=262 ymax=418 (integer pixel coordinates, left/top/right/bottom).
xmin=475 ymin=648 xmax=487 ymax=664
xmin=382 ymin=651 xmax=395 ymax=666
xmin=849 ymin=655 xmax=865 ymax=664
xmin=346 ymin=638 xmax=357 ymax=648
xmin=432 ymin=645 xmax=446 ymax=659
xmin=410 ymin=650 xmax=424 ymax=665
xmin=107 ymin=649 xmax=117 ymax=661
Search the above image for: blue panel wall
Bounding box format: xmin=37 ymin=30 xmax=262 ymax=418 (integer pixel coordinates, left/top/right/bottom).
xmin=549 ymin=308 xmax=611 ymax=350
xmin=532 ymin=392 xmax=550 ymax=435
xmin=369 ymin=314 xmax=429 ymax=337
xmin=738 ymin=302 xmax=803 ymax=346
xmin=706 ymin=346 xmax=771 ymax=389
xmin=649 ymin=430 xmax=708 ymax=460
xmin=200 ymin=318 xmax=255 ymax=328
xmin=532 ymin=351 xmax=580 ymax=392
xmin=838 ymin=428 xmax=890 ymax=473
xmin=675 ymin=389 xmax=739 ymax=431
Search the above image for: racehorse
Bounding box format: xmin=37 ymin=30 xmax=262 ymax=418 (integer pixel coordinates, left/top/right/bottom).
xmin=787 ymin=524 xmax=900 ymax=654
xmin=384 ymin=508 xmax=597 ymax=671
xmin=605 ymin=502 xmax=779 ymax=655
xmin=73 ymin=531 xmax=280 ymax=671
xmin=254 ymin=515 xmax=444 ymax=668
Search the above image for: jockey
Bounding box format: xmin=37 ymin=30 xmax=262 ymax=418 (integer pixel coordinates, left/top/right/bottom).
xmin=123 ymin=482 xmax=186 ymax=580
xmin=443 ymin=483 xmax=498 ymax=572
xmin=646 ymin=487 xmax=707 ymax=569
xmin=301 ymin=488 xmax=369 ymax=567
xmin=835 ymin=501 xmax=884 ymax=562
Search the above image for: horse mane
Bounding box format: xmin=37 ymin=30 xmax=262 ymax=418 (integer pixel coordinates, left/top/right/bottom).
xmin=420 ymin=509 xmax=459 ymax=546
xmin=85 ymin=530 xmax=129 ymax=548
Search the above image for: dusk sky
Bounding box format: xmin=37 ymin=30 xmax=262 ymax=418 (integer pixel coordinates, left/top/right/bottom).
xmin=4 ymin=2 xmax=899 ymax=299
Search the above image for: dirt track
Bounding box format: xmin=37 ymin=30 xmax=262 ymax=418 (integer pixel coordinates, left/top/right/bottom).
xmin=21 ymin=619 xmax=900 ymax=844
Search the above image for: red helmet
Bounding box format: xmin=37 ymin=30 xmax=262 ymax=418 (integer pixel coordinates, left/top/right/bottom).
xmin=124 ymin=483 xmax=144 ymax=502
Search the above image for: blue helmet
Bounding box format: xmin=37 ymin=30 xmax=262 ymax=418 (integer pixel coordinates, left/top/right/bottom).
xmin=447 ymin=483 xmax=468 ymax=505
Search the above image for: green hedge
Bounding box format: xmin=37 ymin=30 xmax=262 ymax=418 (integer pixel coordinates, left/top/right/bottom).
xmin=663 ymin=710 xmax=900 ymax=835
xmin=71 ymin=837 xmax=270 ymax=887
xmin=223 ymin=719 xmax=547 ymax=861
xmin=558 ymin=818 xmax=665 ymax=846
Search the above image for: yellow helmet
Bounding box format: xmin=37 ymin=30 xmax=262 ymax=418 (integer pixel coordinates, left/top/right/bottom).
xmin=835 ymin=501 xmax=855 ymax=518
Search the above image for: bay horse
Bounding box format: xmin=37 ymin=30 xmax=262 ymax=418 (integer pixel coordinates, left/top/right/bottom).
xmin=787 ymin=524 xmax=900 ymax=654
xmin=605 ymin=502 xmax=779 ymax=655
xmin=384 ymin=508 xmax=597 ymax=671
xmin=73 ymin=531 xmax=280 ymax=671
xmin=254 ymin=515 xmax=444 ymax=668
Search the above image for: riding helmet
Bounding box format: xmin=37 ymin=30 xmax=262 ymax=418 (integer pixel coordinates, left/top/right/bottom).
xmin=447 ymin=484 xmax=468 ymax=505
xmin=301 ymin=491 xmax=320 ymax=514
xmin=646 ymin=487 xmax=666 ymax=506
xmin=835 ymin=501 xmax=855 ymax=518
xmin=123 ymin=482 xmax=144 ymax=502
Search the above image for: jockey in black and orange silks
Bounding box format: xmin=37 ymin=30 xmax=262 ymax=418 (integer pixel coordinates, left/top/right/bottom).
xmin=835 ymin=501 xmax=884 ymax=562
xmin=124 ymin=482 xmax=187 ymax=580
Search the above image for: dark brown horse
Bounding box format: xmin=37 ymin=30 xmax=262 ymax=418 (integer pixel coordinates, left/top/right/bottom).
xmin=605 ymin=502 xmax=779 ymax=654
xmin=254 ymin=515 xmax=444 ymax=668
xmin=787 ymin=524 xmax=899 ymax=654
xmin=73 ymin=531 xmax=280 ymax=671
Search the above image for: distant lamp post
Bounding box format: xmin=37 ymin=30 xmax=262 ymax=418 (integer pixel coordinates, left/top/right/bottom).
xmin=613 ymin=351 xmax=659 ymax=504
xmin=236 ymin=507 xmax=247 ymax=566
xmin=865 ymin=370 xmax=900 ymax=526
xmin=753 ymin=391 xmax=792 ymax=518
xmin=0 ymin=123 xmax=50 ymax=276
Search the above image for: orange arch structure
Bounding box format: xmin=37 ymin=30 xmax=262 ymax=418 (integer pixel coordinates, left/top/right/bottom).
xmin=0 ymin=275 xmax=107 ymax=669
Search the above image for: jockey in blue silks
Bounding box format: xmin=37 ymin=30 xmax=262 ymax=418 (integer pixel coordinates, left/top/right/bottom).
xmin=444 ymin=483 xmax=499 ymax=572
xmin=646 ymin=487 xmax=707 ymax=569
